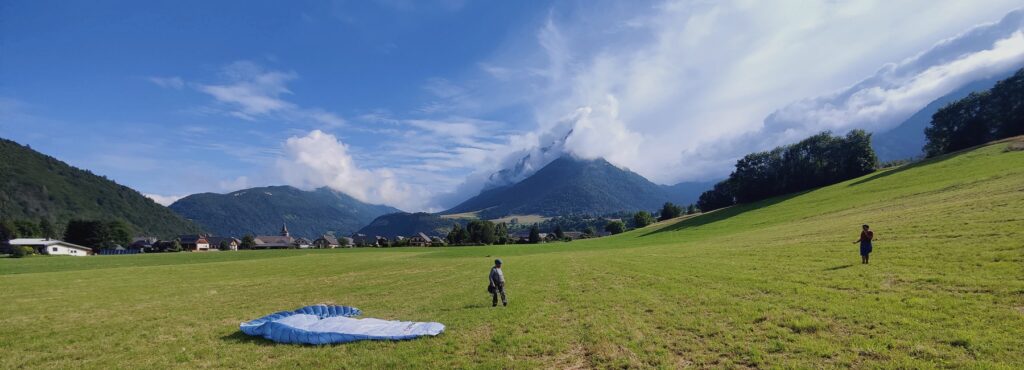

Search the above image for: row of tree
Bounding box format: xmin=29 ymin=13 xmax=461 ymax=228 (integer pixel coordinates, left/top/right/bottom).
xmin=925 ymin=68 xmax=1024 ymax=157
xmin=697 ymin=130 xmax=878 ymax=212
xmin=0 ymin=218 xmax=59 ymax=241
xmin=447 ymin=220 xmax=512 ymax=245
xmin=0 ymin=218 xmax=133 ymax=250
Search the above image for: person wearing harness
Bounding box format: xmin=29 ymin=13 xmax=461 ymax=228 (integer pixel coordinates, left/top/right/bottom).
xmin=488 ymin=259 xmax=507 ymax=307
xmin=853 ymin=224 xmax=875 ymax=264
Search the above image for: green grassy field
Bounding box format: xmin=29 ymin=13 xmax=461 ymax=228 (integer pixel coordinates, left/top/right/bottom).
xmin=2 ymin=140 xmax=1023 ymax=368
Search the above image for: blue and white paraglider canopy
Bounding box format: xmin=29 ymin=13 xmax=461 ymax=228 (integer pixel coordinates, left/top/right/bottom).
xmin=240 ymin=305 xmax=445 ymax=345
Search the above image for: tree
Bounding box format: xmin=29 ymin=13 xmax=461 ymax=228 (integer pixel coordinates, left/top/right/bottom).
xmin=466 ymin=220 xmax=497 ymax=244
xmin=447 ymin=223 xmax=469 ymax=245
xmin=38 ymin=218 xmax=56 ymax=239
xmin=63 ymin=220 xmax=131 ymax=249
xmin=698 ymin=178 xmax=736 ymax=212
xmin=632 ymin=211 xmax=653 ymax=228
xmin=218 ymin=240 xmax=231 ymax=251
xmin=13 ymin=220 xmax=41 ymax=238
xmin=0 ymin=219 xmax=19 ymax=242
xmin=64 ymin=220 xmax=107 ymax=248
xmin=658 ymin=202 xmax=683 ymax=221
xmin=604 ymin=220 xmax=626 ymax=235
xmin=240 ymin=234 xmax=256 ymax=249
xmin=584 ymin=226 xmax=596 ymax=237
xmin=553 ymin=224 xmax=565 ymax=239
xmin=106 ymin=220 xmax=131 ymax=248
xmin=528 ymin=225 xmax=541 ymax=244
xmin=169 ymin=239 xmax=182 ymax=252
xmin=494 ymin=222 xmax=510 ymax=244
xmin=686 ymin=204 xmax=698 ymax=215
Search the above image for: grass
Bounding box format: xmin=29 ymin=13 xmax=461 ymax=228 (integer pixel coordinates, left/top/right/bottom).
xmin=489 ymin=214 xmax=550 ymax=225
xmin=439 ymin=211 xmax=481 ymax=220
xmin=2 ymin=140 xmax=1024 ymax=368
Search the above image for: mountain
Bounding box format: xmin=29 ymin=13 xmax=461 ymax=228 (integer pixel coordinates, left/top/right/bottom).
xmin=169 ymin=186 xmax=399 ymax=238
xmin=0 ymin=138 xmax=201 ymax=237
xmin=661 ymin=181 xmax=717 ymax=206
xmin=443 ymin=156 xmax=679 ymax=219
xmin=357 ymin=212 xmax=459 ymax=238
xmin=872 ymin=71 xmax=1013 ymax=162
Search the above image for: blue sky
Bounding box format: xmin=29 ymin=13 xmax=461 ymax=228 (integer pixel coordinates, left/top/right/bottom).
xmin=2 ymin=1 xmax=1023 ymax=211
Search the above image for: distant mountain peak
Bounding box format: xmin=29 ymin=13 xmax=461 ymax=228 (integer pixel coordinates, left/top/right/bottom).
xmin=444 ymin=153 xmax=709 ymax=219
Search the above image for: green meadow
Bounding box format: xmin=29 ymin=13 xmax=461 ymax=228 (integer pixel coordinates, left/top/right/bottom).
xmin=2 ymin=140 xmax=1023 ymax=368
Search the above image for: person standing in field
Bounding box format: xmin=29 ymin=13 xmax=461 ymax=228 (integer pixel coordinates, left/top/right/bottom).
xmin=854 ymin=224 xmax=874 ymax=264
xmin=489 ymin=259 xmax=507 ymax=307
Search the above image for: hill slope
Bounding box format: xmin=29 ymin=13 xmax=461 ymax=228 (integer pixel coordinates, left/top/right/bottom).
xmin=169 ymin=186 xmax=399 ymax=238
xmin=357 ymin=212 xmax=459 ymax=238
xmin=444 ymin=156 xmax=676 ymax=219
xmin=0 ymin=138 xmax=201 ymax=237
xmin=2 ymin=138 xmax=1022 ymax=368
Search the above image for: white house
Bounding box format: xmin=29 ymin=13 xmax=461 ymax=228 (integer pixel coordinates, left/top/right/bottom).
xmin=8 ymin=238 xmax=92 ymax=256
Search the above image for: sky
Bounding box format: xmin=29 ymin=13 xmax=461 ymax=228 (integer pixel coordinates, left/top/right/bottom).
xmin=2 ymin=0 xmax=1023 ymax=212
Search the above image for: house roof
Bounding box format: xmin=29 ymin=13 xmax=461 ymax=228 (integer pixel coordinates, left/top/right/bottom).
xmin=207 ymin=237 xmax=240 ymax=246
xmin=8 ymin=238 xmax=92 ymax=251
xmin=255 ymin=236 xmax=295 ymax=246
xmin=178 ymin=235 xmax=208 ymax=244
xmin=317 ymin=235 xmax=339 ymax=244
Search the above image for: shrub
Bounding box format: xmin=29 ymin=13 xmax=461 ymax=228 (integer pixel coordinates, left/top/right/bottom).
xmin=10 ymin=246 xmax=35 ymax=258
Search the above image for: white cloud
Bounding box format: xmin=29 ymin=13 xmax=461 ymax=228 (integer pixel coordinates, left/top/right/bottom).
xmin=276 ymin=130 xmax=433 ymax=211
xmin=145 ymin=193 xmax=184 ymax=206
xmin=147 ymin=76 xmax=185 ymax=89
xmin=459 ymin=1 xmax=1024 ymax=186
xmin=158 ymin=61 xmax=346 ymax=128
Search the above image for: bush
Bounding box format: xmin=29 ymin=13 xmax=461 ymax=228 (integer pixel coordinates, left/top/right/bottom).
xmin=10 ymin=246 xmax=35 ymax=258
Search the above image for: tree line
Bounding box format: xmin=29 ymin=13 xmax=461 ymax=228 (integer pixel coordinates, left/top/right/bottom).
xmin=925 ymin=68 xmax=1024 ymax=157
xmin=697 ymin=130 xmax=878 ymax=212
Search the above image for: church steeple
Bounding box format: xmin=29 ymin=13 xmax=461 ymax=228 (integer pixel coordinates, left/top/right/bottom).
xmin=281 ymin=222 xmax=290 ymax=237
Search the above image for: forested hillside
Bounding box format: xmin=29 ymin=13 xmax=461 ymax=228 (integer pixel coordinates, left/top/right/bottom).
xmin=925 ymin=67 xmax=1024 ymax=156
xmin=170 ymin=186 xmax=399 ymax=238
xmin=357 ymin=212 xmax=460 ymax=238
xmin=0 ymin=138 xmax=201 ymax=237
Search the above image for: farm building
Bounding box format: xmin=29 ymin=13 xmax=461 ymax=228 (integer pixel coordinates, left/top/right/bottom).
xmin=8 ymin=238 xmax=92 ymax=256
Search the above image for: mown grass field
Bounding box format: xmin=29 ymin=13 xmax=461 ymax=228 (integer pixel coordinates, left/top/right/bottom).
xmin=2 ymin=140 xmax=1023 ymax=368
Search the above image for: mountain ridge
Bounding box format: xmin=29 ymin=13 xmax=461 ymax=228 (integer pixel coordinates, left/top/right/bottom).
xmin=0 ymin=137 xmax=202 ymax=238
xmin=170 ymin=185 xmax=399 ymax=238
xmin=443 ymin=155 xmax=705 ymax=219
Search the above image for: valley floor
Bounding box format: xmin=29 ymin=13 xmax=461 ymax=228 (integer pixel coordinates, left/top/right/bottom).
xmin=2 ymin=140 xmax=1023 ymax=368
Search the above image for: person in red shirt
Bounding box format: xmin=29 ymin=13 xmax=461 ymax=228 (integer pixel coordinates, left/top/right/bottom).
xmin=853 ymin=224 xmax=875 ymax=264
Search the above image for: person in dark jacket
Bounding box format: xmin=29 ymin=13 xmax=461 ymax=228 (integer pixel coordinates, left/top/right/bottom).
xmin=853 ymin=224 xmax=875 ymax=264
xmin=489 ymin=259 xmax=507 ymax=307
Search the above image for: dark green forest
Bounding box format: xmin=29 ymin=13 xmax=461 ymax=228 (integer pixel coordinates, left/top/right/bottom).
xmin=170 ymin=186 xmax=399 ymax=238
xmin=0 ymin=138 xmax=201 ymax=238
xmin=698 ymin=130 xmax=878 ymax=211
xmin=925 ymin=67 xmax=1024 ymax=156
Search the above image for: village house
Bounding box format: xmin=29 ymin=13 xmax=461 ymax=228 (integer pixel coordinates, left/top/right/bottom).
xmin=408 ymin=232 xmax=432 ymax=247
xmin=350 ymin=233 xmax=376 ymax=247
xmin=178 ymin=235 xmax=210 ymax=251
xmin=254 ymin=224 xmax=296 ymax=249
xmin=313 ymin=235 xmax=339 ymax=248
xmin=8 ymin=238 xmax=92 ymax=256
xmin=294 ymin=237 xmax=312 ymax=248
xmin=207 ymin=236 xmax=240 ymax=251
